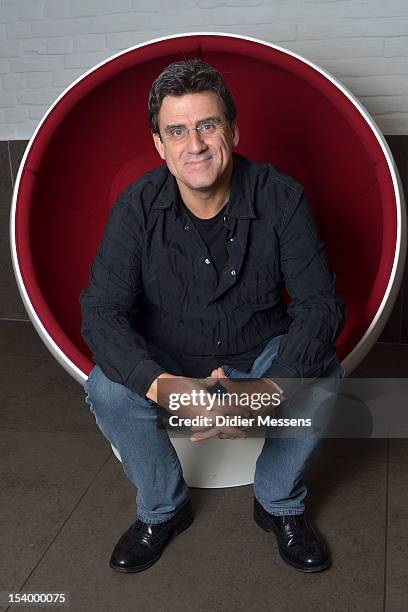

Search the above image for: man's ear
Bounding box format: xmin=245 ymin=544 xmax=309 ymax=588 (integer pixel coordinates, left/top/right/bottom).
xmin=231 ymin=120 xmax=240 ymax=148
xmin=152 ymin=132 xmax=165 ymax=160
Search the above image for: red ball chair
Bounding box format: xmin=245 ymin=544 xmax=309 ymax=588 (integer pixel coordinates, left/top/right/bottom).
xmin=10 ymin=33 xmax=406 ymax=487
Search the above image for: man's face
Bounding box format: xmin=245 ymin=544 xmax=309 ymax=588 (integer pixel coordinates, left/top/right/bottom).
xmin=152 ymin=91 xmax=239 ymax=193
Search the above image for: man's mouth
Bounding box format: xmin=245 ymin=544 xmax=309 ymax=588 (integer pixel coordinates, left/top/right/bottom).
xmin=185 ymin=157 xmax=212 ymax=167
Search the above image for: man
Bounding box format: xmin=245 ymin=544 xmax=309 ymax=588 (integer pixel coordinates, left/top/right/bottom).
xmin=80 ymin=59 xmax=345 ymax=574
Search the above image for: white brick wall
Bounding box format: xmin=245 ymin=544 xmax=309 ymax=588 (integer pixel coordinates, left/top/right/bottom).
xmin=1 ymin=0 xmax=408 ymax=138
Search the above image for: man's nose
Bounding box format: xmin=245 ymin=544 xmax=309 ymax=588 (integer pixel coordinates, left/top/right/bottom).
xmin=186 ymin=128 xmax=207 ymax=152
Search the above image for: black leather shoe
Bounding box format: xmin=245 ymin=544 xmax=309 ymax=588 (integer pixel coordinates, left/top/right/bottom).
xmin=110 ymin=499 xmax=193 ymax=573
xmin=254 ymin=497 xmax=329 ymax=572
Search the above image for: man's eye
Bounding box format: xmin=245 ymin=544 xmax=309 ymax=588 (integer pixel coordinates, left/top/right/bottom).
xmin=201 ymin=122 xmax=215 ymax=131
xmin=171 ymin=128 xmax=184 ymax=137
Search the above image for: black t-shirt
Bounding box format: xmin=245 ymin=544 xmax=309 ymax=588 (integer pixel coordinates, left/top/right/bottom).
xmin=181 ymin=200 xmax=229 ymax=282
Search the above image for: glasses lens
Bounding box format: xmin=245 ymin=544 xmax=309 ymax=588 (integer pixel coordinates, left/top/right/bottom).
xmin=171 ymin=127 xmax=188 ymax=141
xmin=198 ymin=122 xmax=218 ymax=136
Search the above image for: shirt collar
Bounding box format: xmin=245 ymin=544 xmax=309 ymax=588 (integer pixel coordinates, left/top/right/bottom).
xmin=151 ymin=152 xmax=256 ymax=219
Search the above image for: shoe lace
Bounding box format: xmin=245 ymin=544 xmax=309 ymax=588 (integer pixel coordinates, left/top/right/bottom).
xmin=281 ymin=516 xmax=317 ymax=552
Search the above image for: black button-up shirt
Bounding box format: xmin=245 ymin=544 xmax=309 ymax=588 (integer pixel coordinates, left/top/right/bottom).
xmin=79 ymin=152 xmax=346 ymax=398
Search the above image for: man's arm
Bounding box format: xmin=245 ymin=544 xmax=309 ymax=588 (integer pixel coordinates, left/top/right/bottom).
xmin=79 ymin=186 xmax=167 ymax=398
xmin=265 ymin=187 xmax=346 ymax=398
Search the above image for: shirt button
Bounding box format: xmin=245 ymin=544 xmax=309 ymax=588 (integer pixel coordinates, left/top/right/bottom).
xmin=223 ymin=215 xmax=229 ymax=223
xmin=217 ymin=339 xmax=223 ymax=346
xmin=230 ymin=269 xmax=236 ymax=276
xmin=204 ymin=258 xmax=211 ymax=265
xmin=184 ymin=225 xmax=189 ymax=231
xmin=229 ymin=236 xmax=235 ymax=242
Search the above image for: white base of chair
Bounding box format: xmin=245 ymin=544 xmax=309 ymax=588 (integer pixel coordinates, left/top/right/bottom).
xmin=110 ymin=436 xmax=264 ymax=488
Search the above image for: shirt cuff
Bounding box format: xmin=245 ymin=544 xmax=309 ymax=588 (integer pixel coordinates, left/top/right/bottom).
xmin=126 ymin=359 xmax=168 ymax=399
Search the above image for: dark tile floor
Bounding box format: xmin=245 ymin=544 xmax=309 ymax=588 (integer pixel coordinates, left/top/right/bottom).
xmin=1 ymin=319 xmax=407 ymax=612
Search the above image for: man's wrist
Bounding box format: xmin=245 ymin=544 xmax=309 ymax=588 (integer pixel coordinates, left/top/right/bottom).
xmin=146 ymin=372 xmax=172 ymax=403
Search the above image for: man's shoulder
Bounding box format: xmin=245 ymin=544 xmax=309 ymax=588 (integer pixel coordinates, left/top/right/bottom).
xmin=120 ymin=164 xmax=170 ymax=205
xmin=235 ymin=152 xmax=303 ymax=195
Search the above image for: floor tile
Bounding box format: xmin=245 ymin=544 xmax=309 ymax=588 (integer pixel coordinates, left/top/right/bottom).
xmin=389 ymin=438 xmax=408 ymax=463
xmin=0 ymin=320 xmax=53 ymax=361
xmin=0 ymin=428 xmax=110 ymax=599
xmin=385 ymin=458 xmax=408 ymax=611
xmin=320 ymin=437 xmax=387 ymax=462
xmin=19 ymin=453 xmax=387 ymax=612
xmin=0 ymin=356 xmax=98 ymax=436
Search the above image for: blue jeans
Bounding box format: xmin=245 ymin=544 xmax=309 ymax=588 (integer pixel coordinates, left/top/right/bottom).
xmin=84 ymin=334 xmax=344 ymax=523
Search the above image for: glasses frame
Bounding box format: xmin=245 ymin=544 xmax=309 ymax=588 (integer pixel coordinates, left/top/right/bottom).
xmin=160 ymin=120 xmax=229 ymax=143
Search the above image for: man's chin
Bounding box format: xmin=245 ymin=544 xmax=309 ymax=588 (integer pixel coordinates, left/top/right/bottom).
xmin=182 ymin=176 xmax=217 ymax=191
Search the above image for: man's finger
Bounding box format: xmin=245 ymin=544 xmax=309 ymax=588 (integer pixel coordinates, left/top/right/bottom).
xmin=190 ymin=426 xmax=246 ymax=442
xmin=190 ymin=427 xmax=221 ymax=441
xmin=190 ymin=419 xmax=216 ymax=431
xmin=218 ymin=375 xmax=286 ymax=403
xmin=218 ymin=426 xmax=247 ymax=439
xmin=218 ymin=430 xmax=247 ymax=438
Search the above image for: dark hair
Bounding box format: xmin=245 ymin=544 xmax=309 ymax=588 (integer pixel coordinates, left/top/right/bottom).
xmin=148 ymin=59 xmax=237 ymax=136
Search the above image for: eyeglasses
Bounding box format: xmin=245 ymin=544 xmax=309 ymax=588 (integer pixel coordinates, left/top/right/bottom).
xmin=161 ymin=119 xmax=228 ymax=143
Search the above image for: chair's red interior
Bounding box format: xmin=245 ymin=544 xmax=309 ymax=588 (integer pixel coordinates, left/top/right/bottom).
xmin=15 ymin=35 xmax=397 ymax=376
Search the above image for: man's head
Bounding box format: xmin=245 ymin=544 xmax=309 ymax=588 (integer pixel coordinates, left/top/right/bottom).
xmin=148 ymin=59 xmax=239 ymax=195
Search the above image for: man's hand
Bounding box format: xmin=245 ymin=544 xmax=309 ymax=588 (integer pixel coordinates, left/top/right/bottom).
xmin=189 ymin=367 xmax=286 ymax=442
xmin=211 ymin=367 xmax=286 ymax=414
xmin=146 ymin=372 xmax=251 ymax=441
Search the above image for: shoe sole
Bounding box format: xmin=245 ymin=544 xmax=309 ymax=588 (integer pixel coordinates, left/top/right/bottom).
xmin=254 ymin=509 xmax=330 ymax=573
xmin=110 ymin=512 xmax=194 ymax=573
